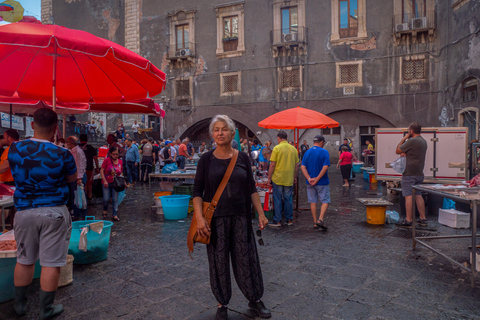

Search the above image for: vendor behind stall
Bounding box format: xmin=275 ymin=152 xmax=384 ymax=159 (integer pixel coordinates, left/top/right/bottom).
xmin=0 ymin=129 xmax=19 ymax=186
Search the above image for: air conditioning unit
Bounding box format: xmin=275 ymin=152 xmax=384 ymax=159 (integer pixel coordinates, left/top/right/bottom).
xmin=411 ymin=17 xmax=427 ymax=30
xmin=343 ymin=87 xmax=355 ymax=95
xmin=175 ymin=49 xmax=191 ymax=57
xmin=395 ymin=23 xmax=409 ymax=32
xmin=283 ymin=33 xmax=297 ymax=42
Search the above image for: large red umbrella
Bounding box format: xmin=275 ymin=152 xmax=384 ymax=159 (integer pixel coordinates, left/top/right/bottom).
xmin=0 ymin=22 xmax=166 ymax=107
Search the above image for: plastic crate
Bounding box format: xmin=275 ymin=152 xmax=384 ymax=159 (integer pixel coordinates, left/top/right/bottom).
xmin=173 ymin=184 xmax=194 ymax=197
xmin=255 ymin=209 xmax=274 ymax=219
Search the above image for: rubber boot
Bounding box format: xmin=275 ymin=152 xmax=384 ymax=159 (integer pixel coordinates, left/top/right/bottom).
xmin=38 ymin=290 xmax=63 ymax=320
xmin=13 ymin=285 xmax=28 ymax=316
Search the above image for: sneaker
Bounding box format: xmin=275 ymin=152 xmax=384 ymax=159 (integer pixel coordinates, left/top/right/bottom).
xmin=416 ymin=219 xmax=428 ymax=227
xmin=395 ymin=219 xmax=412 ymax=228
xmin=248 ymin=300 xmax=271 ymax=319
xmin=284 ymin=219 xmax=293 ymax=226
xmin=268 ymin=221 xmax=281 ymax=228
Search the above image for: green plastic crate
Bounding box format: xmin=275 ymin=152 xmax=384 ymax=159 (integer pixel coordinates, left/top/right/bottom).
xmin=173 ymin=184 xmax=194 ymax=197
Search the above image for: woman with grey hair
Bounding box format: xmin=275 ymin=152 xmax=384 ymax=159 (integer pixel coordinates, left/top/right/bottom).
xmin=192 ymin=115 xmax=271 ymax=320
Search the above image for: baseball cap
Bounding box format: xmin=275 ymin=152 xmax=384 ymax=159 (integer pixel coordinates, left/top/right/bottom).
xmin=165 ymin=140 xmax=171 ymax=145
xmin=313 ymin=135 xmax=325 ymax=142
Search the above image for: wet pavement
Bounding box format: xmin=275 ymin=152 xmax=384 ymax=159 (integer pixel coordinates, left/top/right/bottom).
xmin=1 ymin=169 xmax=480 ymax=319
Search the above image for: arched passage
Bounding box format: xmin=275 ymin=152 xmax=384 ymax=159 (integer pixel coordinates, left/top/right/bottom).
xmin=298 ymin=109 xmax=395 ymax=159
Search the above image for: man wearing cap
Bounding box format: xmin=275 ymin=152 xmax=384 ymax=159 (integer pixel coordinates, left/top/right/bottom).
xmin=162 ymin=140 xmax=174 ymax=165
xmin=301 ymin=135 xmax=330 ymax=230
xmin=267 ymin=131 xmax=299 ymax=227
xmin=338 ymin=138 xmax=352 ymax=157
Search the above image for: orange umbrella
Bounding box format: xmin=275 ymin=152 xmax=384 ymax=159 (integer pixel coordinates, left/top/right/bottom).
xmin=258 ymin=106 xmax=339 ymax=130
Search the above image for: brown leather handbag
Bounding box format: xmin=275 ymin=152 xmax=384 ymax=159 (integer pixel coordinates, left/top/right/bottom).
xmin=187 ymin=149 xmax=238 ymax=256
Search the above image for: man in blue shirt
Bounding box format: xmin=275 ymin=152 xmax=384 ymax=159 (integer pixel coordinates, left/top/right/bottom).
xmin=124 ymin=138 xmax=140 ymax=186
xmin=301 ymin=135 xmax=330 ymax=230
xmin=0 ymin=108 xmax=77 ymax=319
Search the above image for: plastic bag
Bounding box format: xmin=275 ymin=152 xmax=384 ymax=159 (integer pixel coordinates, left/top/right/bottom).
xmin=162 ymin=163 xmax=178 ymax=173
xmin=390 ymin=157 xmax=406 ymax=174
xmin=385 ymin=210 xmax=400 ymax=224
xmin=118 ymin=190 xmax=126 ymax=205
xmin=442 ymin=198 xmax=456 ymax=210
xmin=263 ymin=188 xmax=273 ymax=211
xmin=78 ymin=227 xmax=88 ymax=252
xmin=75 ymin=185 xmax=87 ymax=209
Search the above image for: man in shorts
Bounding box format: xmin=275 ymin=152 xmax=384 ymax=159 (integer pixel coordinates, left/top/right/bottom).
xmin=0 ymin=109 xmax=77 ymax=319
xmin=301 ymin=135 xmax=330 ymax=230
xmin=395 ymin=122 xmax=428 ymax=228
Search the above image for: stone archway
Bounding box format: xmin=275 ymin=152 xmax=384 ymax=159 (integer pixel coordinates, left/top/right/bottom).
xmin=298 ymin=109 xmax=395 ymax=159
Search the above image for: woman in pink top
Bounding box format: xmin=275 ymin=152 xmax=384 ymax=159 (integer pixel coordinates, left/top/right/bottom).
xmin=336 ymin=146 xmax=353 ymax=187
xmin=100 ymin=146 xmax=123 ymax=221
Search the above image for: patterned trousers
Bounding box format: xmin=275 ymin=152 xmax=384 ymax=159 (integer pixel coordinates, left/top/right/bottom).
xmin=207 ymin=215 xmax=264 ymax=306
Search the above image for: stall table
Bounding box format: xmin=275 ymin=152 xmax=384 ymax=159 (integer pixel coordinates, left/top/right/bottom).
xmin=412 ymin=184 xmax=480 ymax=287
xmin=0 ymin=197 xmax=15 ymax=231
xmin=148 ymin=173 xmax=196 ymax=186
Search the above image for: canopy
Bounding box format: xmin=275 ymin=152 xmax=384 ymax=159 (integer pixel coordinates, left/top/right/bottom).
xmin=0 ymin=94 xmax=163 ymax=116
xmin=258 ymin=106 xmax=339 ymax=130
xmin=0 ymin=22 xmax=166 ymax=105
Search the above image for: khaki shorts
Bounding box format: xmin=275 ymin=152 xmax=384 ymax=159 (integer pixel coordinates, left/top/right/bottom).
xmin=14 ymin=205 xmax=72 ymax=267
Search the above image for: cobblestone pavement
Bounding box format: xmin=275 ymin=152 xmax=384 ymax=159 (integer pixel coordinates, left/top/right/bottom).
xmin=1 ymin=170 xmax=480 ymax=320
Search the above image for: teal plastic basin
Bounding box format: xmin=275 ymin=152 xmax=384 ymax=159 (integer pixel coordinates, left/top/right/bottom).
xmin=0 ymin=257 xmax=16 ymax=302
xmin=68 ymin=216 xmax=113 ymax=265
xmin=160 ymin=195 xmax=190 ymax=220
xmin=352 ymin=162 xmax=363 ymax=173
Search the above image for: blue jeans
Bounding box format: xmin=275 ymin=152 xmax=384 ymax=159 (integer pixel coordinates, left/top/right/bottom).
xmin=126 ymin=161 xmax=138 ymax=184
xmin=272 ymin=182 xmax=293 ymax=223
xmin=177 ymin=155 xmax=186 ymax=169
xmin=102 ymin=183 xmax=119 ymax=216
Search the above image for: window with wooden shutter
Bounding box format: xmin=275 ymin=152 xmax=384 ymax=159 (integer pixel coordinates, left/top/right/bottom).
xmin=220 ymin=72 xmax=241 ymax=96
xmin=176 ymin=80 xmax=190 ymax=98
xmin=281 ymin=68 xmax=301 ymax=89
xmin=403 ymin=59 xmax=425 ymax=81
xmin=339 ymin=64 xmax=359 ymax=84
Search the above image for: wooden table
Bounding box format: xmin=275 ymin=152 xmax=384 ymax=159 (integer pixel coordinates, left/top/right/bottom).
xmin=148 ymin=173 xmax=196 ymax=186
xmin=0 ymin=197 xmax=14 ymax=231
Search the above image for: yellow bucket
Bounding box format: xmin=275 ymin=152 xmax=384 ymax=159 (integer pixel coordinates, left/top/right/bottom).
xmin=369 ymin=173 xmax=378 ymax=184
xmin=366 ymin=206 xmax=386 ymax=225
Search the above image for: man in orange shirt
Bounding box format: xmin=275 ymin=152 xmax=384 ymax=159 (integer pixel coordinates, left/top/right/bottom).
xmin=177 ymin=139 xmax=192 ymax=169
xmin=0 ymin=129 xmax=19 ymax=185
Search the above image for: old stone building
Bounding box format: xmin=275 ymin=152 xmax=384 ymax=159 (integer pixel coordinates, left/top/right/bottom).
xmin=43 ymin=0 xmax=479 ymax=156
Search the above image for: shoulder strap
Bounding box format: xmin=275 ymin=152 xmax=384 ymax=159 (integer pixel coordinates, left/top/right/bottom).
xmin=209 ymin=149 xmax=239 ymax=210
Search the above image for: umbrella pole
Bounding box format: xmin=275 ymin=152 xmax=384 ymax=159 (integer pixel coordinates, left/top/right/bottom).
xmin=63 ymin=114 xmax=66 ymax=139
xmin=52 ymin=41 xmax=57 ymax=112
xmin=9 ymin=103 xmax=12 ymax=129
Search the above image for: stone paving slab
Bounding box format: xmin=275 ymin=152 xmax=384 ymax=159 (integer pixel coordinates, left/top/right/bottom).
xmin=1 ymin=170 xmax=480 ymax=319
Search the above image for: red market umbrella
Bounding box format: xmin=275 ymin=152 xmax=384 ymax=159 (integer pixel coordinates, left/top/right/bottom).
xmin=0 ymin=22 xmax=166 ymax=109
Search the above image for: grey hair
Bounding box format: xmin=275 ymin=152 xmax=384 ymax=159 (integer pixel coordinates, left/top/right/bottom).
xmin=66 ymin=136 xmax=78 ymax=145
xmin=209 ymin=115 xmax=235 ymax=136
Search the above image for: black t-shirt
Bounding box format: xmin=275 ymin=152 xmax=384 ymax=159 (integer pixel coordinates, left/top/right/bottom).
xmin=193 ymin=150 xmax=256 ymax=217
xmin=338 ymin=143 xmax=352 ymax=152
xmin=300 ymin=144 xmax=309 ymax=153
xmin=153 ymin=145 xmax=160 ymax=159
xmin=79 ymin=143 xmax=98 ymax=171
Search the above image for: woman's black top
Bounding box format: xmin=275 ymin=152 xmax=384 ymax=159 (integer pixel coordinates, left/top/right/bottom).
xmin=193 ymin=150 xmax=256 ymax=217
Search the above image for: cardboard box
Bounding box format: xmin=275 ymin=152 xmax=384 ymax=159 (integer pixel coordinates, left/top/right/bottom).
xmin=438 ymin=208 xmax=470 ymax=228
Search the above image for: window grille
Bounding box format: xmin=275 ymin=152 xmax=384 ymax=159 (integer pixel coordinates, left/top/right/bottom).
xmin=282 ymin=68 xmax=300 ymax=88
xmin=403 ymin=59 xmax=425 ymax=81
xmin=176 ymin=80 xmax=190 ymax=97
xmin=177 ymin=99 xmax=191 ymax=106
xmin=222 ymin=75 xmax=239 ymax=93
xmin=339 ymin=64 xmax=359 ymax=84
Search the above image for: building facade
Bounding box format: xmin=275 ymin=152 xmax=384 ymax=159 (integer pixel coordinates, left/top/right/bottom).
xmin=43 ymin=0 xmax=480 ymax=156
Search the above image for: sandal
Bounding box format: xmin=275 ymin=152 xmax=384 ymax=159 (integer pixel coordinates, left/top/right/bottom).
xmin=102 ymin=212 xmax=108 ymax=219
xmin=313 ymin=224 xmax=320 ymax=229
xmin=112 ymin=215 xmax=120 ymax=221
xmin=315 ymin=219 xmax=328 ymax=230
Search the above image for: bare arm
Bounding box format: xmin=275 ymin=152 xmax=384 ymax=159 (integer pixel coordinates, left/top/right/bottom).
xmin=0 ymin=160 xmax=9 ymax=174
xmin=66 ymin=173 xmax=77 ymax=183
xmin=294 ymin=161 xmax=299 ymax=183
xmin=94 ymin=156 xmax=99 ymax=170
xmin=251 ymin=193 xmax=268 ymax=229
xmin=267 ymin=161 xmax=276 ymax=184
xmin=193 ymin=196 xmax=210 ymax=238
xmin=396 ymin=133 xmax=410 ymax=154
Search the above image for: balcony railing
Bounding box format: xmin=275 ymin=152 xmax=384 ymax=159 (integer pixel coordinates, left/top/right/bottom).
xmin=167 ymin=42 xmax=196 ymax=59
xmin=271 ymin=27 xmax=307 ymax=46
xmin=393 ymin=10 xmax=435 ymax=33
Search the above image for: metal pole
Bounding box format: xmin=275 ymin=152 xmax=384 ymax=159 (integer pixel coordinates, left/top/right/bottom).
xmin=63 ymin=114 xmax=66 ymax=139
xmin=9 ymin=103 xmax=12 ymax=129
xmin=471 ymin=201 xmax=477 ymax=288
xmin=52 ymin=41 xmax=57 ymax=112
